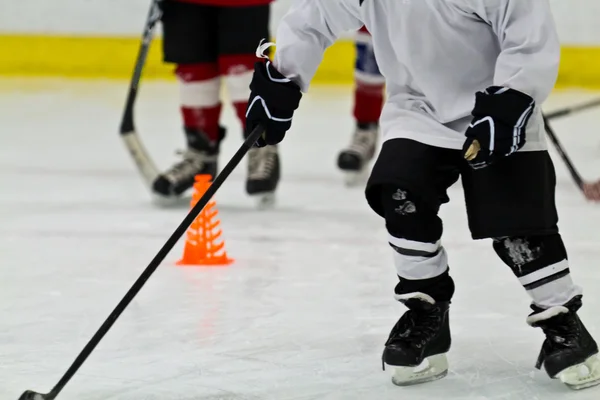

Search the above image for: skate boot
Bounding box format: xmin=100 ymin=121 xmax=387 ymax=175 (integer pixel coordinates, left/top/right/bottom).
xmin=152 ymin=127 xmax=224 ymax=201
xmin=382 ymin=293 xmax=451 ymax=386
xmin=337 ymin=123 xmax=378 ymax=186
xmin=528 ymin=295 xmax=600 ymax=390
xmin=246 ymin=145 xmax=280 ymax=209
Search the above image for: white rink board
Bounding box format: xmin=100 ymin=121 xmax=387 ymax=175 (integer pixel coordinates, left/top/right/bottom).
xmin=1 ymin=79 xmax=600 ymax=399
xmin=0 ymin=0 xmax=599 ymax=45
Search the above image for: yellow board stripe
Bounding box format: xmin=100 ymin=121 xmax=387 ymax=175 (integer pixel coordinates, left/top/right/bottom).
xmin=0 ymin=35 xmax=173 ymax=79
xmin=0 ymin=35 xmax=599 ymax=88
xmin=555 ymin=46 xmax=600 ymax=88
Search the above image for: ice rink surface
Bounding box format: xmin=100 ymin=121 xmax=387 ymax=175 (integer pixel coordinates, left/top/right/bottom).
xmin=1 ymin=79 xmax=600 ymax=400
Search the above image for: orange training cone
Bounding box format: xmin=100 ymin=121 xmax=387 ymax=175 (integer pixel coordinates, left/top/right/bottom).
xmin=177 ymin=174 xmax=234 ymax=266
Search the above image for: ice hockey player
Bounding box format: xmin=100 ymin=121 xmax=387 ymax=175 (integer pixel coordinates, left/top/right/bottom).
xmin=337 ymin=27 xmax=385 ymax=186
xmin=154 ymin=0 xmax=278 ymax=207
xmin=245 ymin=0 xmax=600 ymax=390
xmin=584 ymin=181 xmax=600 ymax=201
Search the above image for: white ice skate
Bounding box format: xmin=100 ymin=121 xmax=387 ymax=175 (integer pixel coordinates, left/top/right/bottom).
xmin=246 ymin=145 xmax=280 ymax=209
xmin=151 ymin=148 xmax=217 ymax=207
xmin=337 ymin=123 xmax=378 ymax=187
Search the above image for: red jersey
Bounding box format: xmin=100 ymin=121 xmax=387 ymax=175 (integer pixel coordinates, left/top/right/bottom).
xmin=175 ymin=0 xmax=273 ymax=6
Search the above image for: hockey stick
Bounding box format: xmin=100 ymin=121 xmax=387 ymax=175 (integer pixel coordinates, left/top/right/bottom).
xmin=545 ymin=98 xmax=600 ymax=121
xmin=543 ymin=116 xmax=585 ymax=190
xmin=119 ymin=0 xmax=163 ymax=187
xmin=18 ymin=126 xmax=265 ymax=400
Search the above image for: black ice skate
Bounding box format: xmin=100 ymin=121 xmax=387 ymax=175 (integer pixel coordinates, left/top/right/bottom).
xmin=337 ymin=123 xmax=378 ymax=186
xmin=382 ymin=292 xmax=451 ymax=386
xmin=246 ymin=145 xmax=280 ymax=209
xmin=152 ymin=127 xmax=224 ymax=202
xmin=528 ymin=295 xmax=600 ymax=390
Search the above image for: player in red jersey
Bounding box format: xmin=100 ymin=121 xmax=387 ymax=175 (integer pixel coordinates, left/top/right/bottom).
xmin=153 ymin=0 xmax=278 ymax=207
xmin=337 ymin=27 xmax=385 ymax=186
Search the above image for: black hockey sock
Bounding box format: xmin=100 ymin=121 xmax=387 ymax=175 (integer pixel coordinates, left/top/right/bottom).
xmin=395 ymin=270 xmax=455 ymax=303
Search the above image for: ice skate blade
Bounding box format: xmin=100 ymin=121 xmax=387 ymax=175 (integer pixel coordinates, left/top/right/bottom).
xmin=252 ymin=192 xmax=276 ymax=210
xmin=388 ymin=353 xmax=449 ymax=386
xmin=558 ymin=354 xmax=600 ymax=390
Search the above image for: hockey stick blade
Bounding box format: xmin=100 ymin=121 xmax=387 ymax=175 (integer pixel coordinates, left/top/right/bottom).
xmin=121 ymin=131 xmax=160 ymax=187
xmin=18 ymin=391 xmax=47 ymax=400
xmin=119 ymin=0 xmax=162 ymax=188
xmin=18 ymin=126 xmax=264 ymax=400
xmin=545 ymin=98 xmax=600 ymax=121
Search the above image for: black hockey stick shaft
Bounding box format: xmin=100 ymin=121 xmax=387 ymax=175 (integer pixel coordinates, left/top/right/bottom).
xmin=19 ymin=126 xmax=264 ymax=400
xmin=543 ymin=116 xmax=584 ymax=190
xmin=119 ymin=0 xmax=162 ymax=134
xmin=545 ymin=98 xmax=600 ymax=121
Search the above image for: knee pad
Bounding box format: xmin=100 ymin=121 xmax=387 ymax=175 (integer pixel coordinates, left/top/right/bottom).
xmin=493 ymin=234 xmax=569 ymax=290
xmin=380 ymin=184 xmax=442 ymax=243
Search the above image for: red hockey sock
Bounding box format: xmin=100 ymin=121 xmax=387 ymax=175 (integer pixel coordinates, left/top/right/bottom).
xmin=176 ymin=63 xmax=222 ymax=142
xmin=354 ymin=27 xmax=385 ymax=126
xmin=353 ymin=81 xmax=385 ymax=126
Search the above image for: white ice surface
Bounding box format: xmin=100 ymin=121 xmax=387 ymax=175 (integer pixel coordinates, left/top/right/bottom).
xmin=1 ymin=79 xmax=600 ymax=400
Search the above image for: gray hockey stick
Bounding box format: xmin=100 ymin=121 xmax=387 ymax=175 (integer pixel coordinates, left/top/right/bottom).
xmin=545 ymin=98 xmax=600 ymax=121
xmin=544 ymin=116 xmax=585 ymax=190
xmin=119 ymin=0 xmax=163 ymax=187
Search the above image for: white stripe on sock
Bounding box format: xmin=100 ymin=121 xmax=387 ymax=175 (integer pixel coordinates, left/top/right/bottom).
xmin=225 ymin=70 xmax=253 ymax=102
xmin=518 ymin=259 xmax=569 ymax=286
xmin=392 ymin=245 xmax=448 ymax=280
xmin=179 ymin=77 xmax=221 ymax=108
xmin=355 ymin=70 xmax=386 ymax=85
xmin=388 ymin=235 xmax=440 ymax=253
xmin=527 ymin=275 xmax=583 ymax=308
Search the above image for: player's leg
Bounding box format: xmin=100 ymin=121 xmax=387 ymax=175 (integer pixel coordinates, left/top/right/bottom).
xmin=154 ymin=2 xmax=223 ymax=198
xmin=462 ymin=151 xmax=600 ymax=389
xmin=338 ymin=27 xmax=385 ymax=186
xmin=365 ymin=139 xmax=460 ymax=386
xmin=218 ymin=4 xmax=278 ymax=207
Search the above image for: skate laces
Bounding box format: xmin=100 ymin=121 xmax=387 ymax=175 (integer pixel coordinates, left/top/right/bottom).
xmin=248 ymin=147 xmax=277 ymax=180
xmin=535 ymin=312 xmax=580 ymax=369
xmin=540 ymin=313 xmax=580 ymax=346
xmin=387 ymin=308 xmax=441 ymax=348
xmin=164 ymin=149 xmax=216 ymax=184
xmin=347 ymin=126 xmax=377 ymax=156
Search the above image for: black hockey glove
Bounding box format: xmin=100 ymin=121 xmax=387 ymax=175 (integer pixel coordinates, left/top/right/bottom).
xmin=246 ymin=61 xmax=302 ymax=147
xmin=462 ymin=86 xmax=535 ymax=169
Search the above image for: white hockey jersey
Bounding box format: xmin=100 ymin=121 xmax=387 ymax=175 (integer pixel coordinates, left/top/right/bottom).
xmin=273 ymin=0 xmax=560 ymax=151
